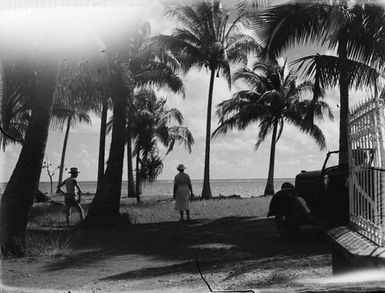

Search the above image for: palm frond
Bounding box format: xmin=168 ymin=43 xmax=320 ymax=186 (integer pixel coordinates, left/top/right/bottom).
xmin=258 ymin=3 xmax=336 ymax=57
xmin=165 ymin=126 xmax=194 ymax=154
xmin=216 ymin=58 xmax=332 ymax=153
xmin=255 ymin=118 xmax=272 ymax=150
xmin=292 ymin=54 xmax=381 ymax=92
xmin=226 ymin=34 xmax=262 ymax=65
xmin=135 ymin=67 xmax=185 ymax=97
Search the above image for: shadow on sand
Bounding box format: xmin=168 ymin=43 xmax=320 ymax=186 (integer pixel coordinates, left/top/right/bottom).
xmin=40 ymin=216 xmax=330 ymax=285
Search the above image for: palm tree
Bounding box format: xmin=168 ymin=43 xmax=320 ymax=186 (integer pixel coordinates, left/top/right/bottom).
xmin=52 ymin=65 xmax=100 ymax=193
xmin=96 ymin=95 xmax=112 ymax=194
xmin=213 ymin=61 xmax=333 ymax=195
xmin=1 ymin=56 xmax=60 ymax=257
xmin=72 ymin=50 xmax=111 ymax=195
xmin=117 ymin=22 xmax=186 ymax=198
xmin=255 ymin=1 xmax=385 ymax=166
xmin=131 ymin=89 xmax=194 ymax=202
xmin=159 ymin=0 xmax=260 ymax=199
xmin=86 ymin=23 xmax=185 ymax=223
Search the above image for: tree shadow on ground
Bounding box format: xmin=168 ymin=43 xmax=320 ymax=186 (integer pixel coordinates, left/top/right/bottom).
xmin=42 ymin=216 xmax=330 ymax=284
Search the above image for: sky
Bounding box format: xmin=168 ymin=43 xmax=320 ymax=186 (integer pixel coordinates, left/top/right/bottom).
xmin=0 ymin=0 xmax=370 ymax=183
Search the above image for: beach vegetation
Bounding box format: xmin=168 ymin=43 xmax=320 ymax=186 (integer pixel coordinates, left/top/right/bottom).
xmin=1 ymin=56 xmax=60 ymax=257
xmin=2 ymin=0 xmax=385 ymax=260
xmin=0 ymin=60 xmax=37 ymax=150
xmin=51 ymin=62 xmax=101 ymax=193
xmin=42 ymin=161 xmax=59 ymax=195
xmin=214 ymin=60 xmax=333 ymax=195
xmin=130 ymin=88 xmax=194 ymax=202
xmin=158 ymin=0 xmax=260 ymax=199
xmin=86 ymin=22 xmax=185 ymax=225
xmin=105 ymin=22 xmax=186 ymax=200
xmin=27 ymin=195 xmax=270 ymax=228
xmin=256 ymin=1 xmax=385 ymax=166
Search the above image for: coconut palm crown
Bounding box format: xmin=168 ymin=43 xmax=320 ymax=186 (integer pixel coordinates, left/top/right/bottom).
xmin=213 ymin=60 xmax=333 ymax=195
xmin=131 ymin=89 xmax=194 ymax=199
xmin=158 ymin=0 xmax=260 ymax=198
xmin=255 ymin=1 xmax=385 ymax=165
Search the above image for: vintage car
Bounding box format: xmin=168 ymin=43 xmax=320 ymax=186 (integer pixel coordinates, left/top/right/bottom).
xmin=267 ymin=151 xmax=351 ymax=237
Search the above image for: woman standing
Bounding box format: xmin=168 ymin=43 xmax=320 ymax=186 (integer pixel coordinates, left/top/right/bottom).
xmin=173 ymin=164 xmax=194 ymax=222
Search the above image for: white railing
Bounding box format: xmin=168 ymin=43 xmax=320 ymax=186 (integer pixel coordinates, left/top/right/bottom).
xmin=348 ymin=97 xmax=385 ymax=245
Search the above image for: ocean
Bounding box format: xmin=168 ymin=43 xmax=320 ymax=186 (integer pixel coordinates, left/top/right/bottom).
xmin=0 ymin=178 xmax=294 ymax=198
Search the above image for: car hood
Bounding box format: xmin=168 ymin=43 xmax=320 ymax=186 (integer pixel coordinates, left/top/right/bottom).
xmin=296 ymin=170 xmax=322 ymax=181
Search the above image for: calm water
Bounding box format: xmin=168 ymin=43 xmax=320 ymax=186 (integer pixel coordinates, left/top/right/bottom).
xmin=0 ymin=178 xmax=294 ymax=198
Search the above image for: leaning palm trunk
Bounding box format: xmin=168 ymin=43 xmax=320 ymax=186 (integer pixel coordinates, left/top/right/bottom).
xmin=1 ymin=59 xmax=59 ymax=257
xmin=96 ymin=99 xmax=108 ymax=194
xmin=201 ymin=69 xmax=216 ymax=199
xmin=56 ymin=115 xmax=72 ymax=193
xmin=86 ymin=84 xmax=127 ymax=223
xmin=264 ymin=121 xmax=278 ymax=196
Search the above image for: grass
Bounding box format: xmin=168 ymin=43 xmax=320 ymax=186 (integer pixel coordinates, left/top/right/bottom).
xmin=26 ymin=229 xmax=73 ymax=257
xmin=26 ymin=195 xmax=272 ymax=256
xmin=29 ymin=195 xmax=272 ymax=226
xmin=124 ymin=197 xmax=271 ymax=224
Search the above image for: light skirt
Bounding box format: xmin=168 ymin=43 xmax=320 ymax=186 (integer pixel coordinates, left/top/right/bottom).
xmin=174 ymin=185 xmax=190 ymax=211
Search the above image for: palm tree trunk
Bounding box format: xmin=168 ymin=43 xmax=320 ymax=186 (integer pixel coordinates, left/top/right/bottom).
xmin=126 ymin=125 xmax=135 ymax=197
xmin=201 ymin=69 xmax=216 ymax=199
xmin=96 ymin=98 xmax=108 ymax=194
xmin=56 ymin=115 xmax=72 ymax=193
xmin=264 ymin=120 xmax=278 ymax=196
xmin=135 ymin=149 xmax=141 ymax=203
xmin=86 ymin=83 xmax=127 ymax=223
xmin=338 ymin=38 xmax=349 ymax=167
xmin=1 ymin=59 xmax=59 ymax=257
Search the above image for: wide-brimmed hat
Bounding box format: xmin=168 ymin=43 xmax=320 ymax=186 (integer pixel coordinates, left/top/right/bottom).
xmin=177 ymin=164 xmax=186 ymax=171
xmin=68 ymin=167 xmax=80 ymax=174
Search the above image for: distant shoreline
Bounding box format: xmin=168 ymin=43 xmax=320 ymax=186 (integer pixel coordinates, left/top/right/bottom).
xmin=0 ymin=178 xmax=295 ymax=184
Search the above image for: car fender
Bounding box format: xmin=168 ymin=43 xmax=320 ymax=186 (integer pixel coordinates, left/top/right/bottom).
xmin=267 ymin=188 xmax=309 ymax=219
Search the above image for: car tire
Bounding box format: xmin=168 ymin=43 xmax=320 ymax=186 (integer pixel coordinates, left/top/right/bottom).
xmin=275 ymin=207 xmax=300 ymax=237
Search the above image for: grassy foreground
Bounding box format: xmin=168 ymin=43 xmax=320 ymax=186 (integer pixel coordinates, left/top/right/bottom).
xmin=27 ymin=195 xmax=271 ymax=256
xmin=29 ymin=194 xmax=271 ymax=227
xmin=2 ymin=195 xmax=337 ymax=292
xmin=4 ymin=195 xmax=384 ymax=292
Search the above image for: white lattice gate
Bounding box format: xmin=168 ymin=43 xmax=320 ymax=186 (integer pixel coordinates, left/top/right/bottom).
xmin=348 ymin=97 xmax=385 ymax=245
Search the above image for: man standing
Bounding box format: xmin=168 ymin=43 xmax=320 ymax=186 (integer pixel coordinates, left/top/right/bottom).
xmin=58 ymin=167 xmax=84 ymax=226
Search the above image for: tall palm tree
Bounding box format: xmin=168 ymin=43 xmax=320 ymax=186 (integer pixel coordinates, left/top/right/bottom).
xmin=213 ymin=61 xmax=333 ymax=195
xmin=71 ymin=50 xmax=112 ymax=195
xmin=1 ymin=56 xmax=60 ymax=257
xmin=107 ymin=22 xmax=185 ymax=199
xmin=255 ymin=1 xmax=385 ymax=166
xmin=86 ymin=23 xmax=185 ymax=223
xmin=131 ymin=89 xmax=194 ymax=202
xmin=51 ymin=64 xmax=101 ymax=193
xmin=159 ymin=0 xmax=260 ymax=199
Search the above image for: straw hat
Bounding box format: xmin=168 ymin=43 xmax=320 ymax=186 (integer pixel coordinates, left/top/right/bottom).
xmin=177 ymin=164 xmax=186 ymax=171
xmin=68 ymin=167 xmax=80 ymax=174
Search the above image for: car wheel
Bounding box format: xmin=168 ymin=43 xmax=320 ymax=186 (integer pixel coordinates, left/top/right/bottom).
xmin=275 ymin=208 xmax=300 ymax=237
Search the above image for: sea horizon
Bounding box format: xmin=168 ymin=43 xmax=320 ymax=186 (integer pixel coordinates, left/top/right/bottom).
xmin=0 ymin=178 xmax=295 ymax=198
xmin=3 ymin=177 xmax=294 ymax=184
